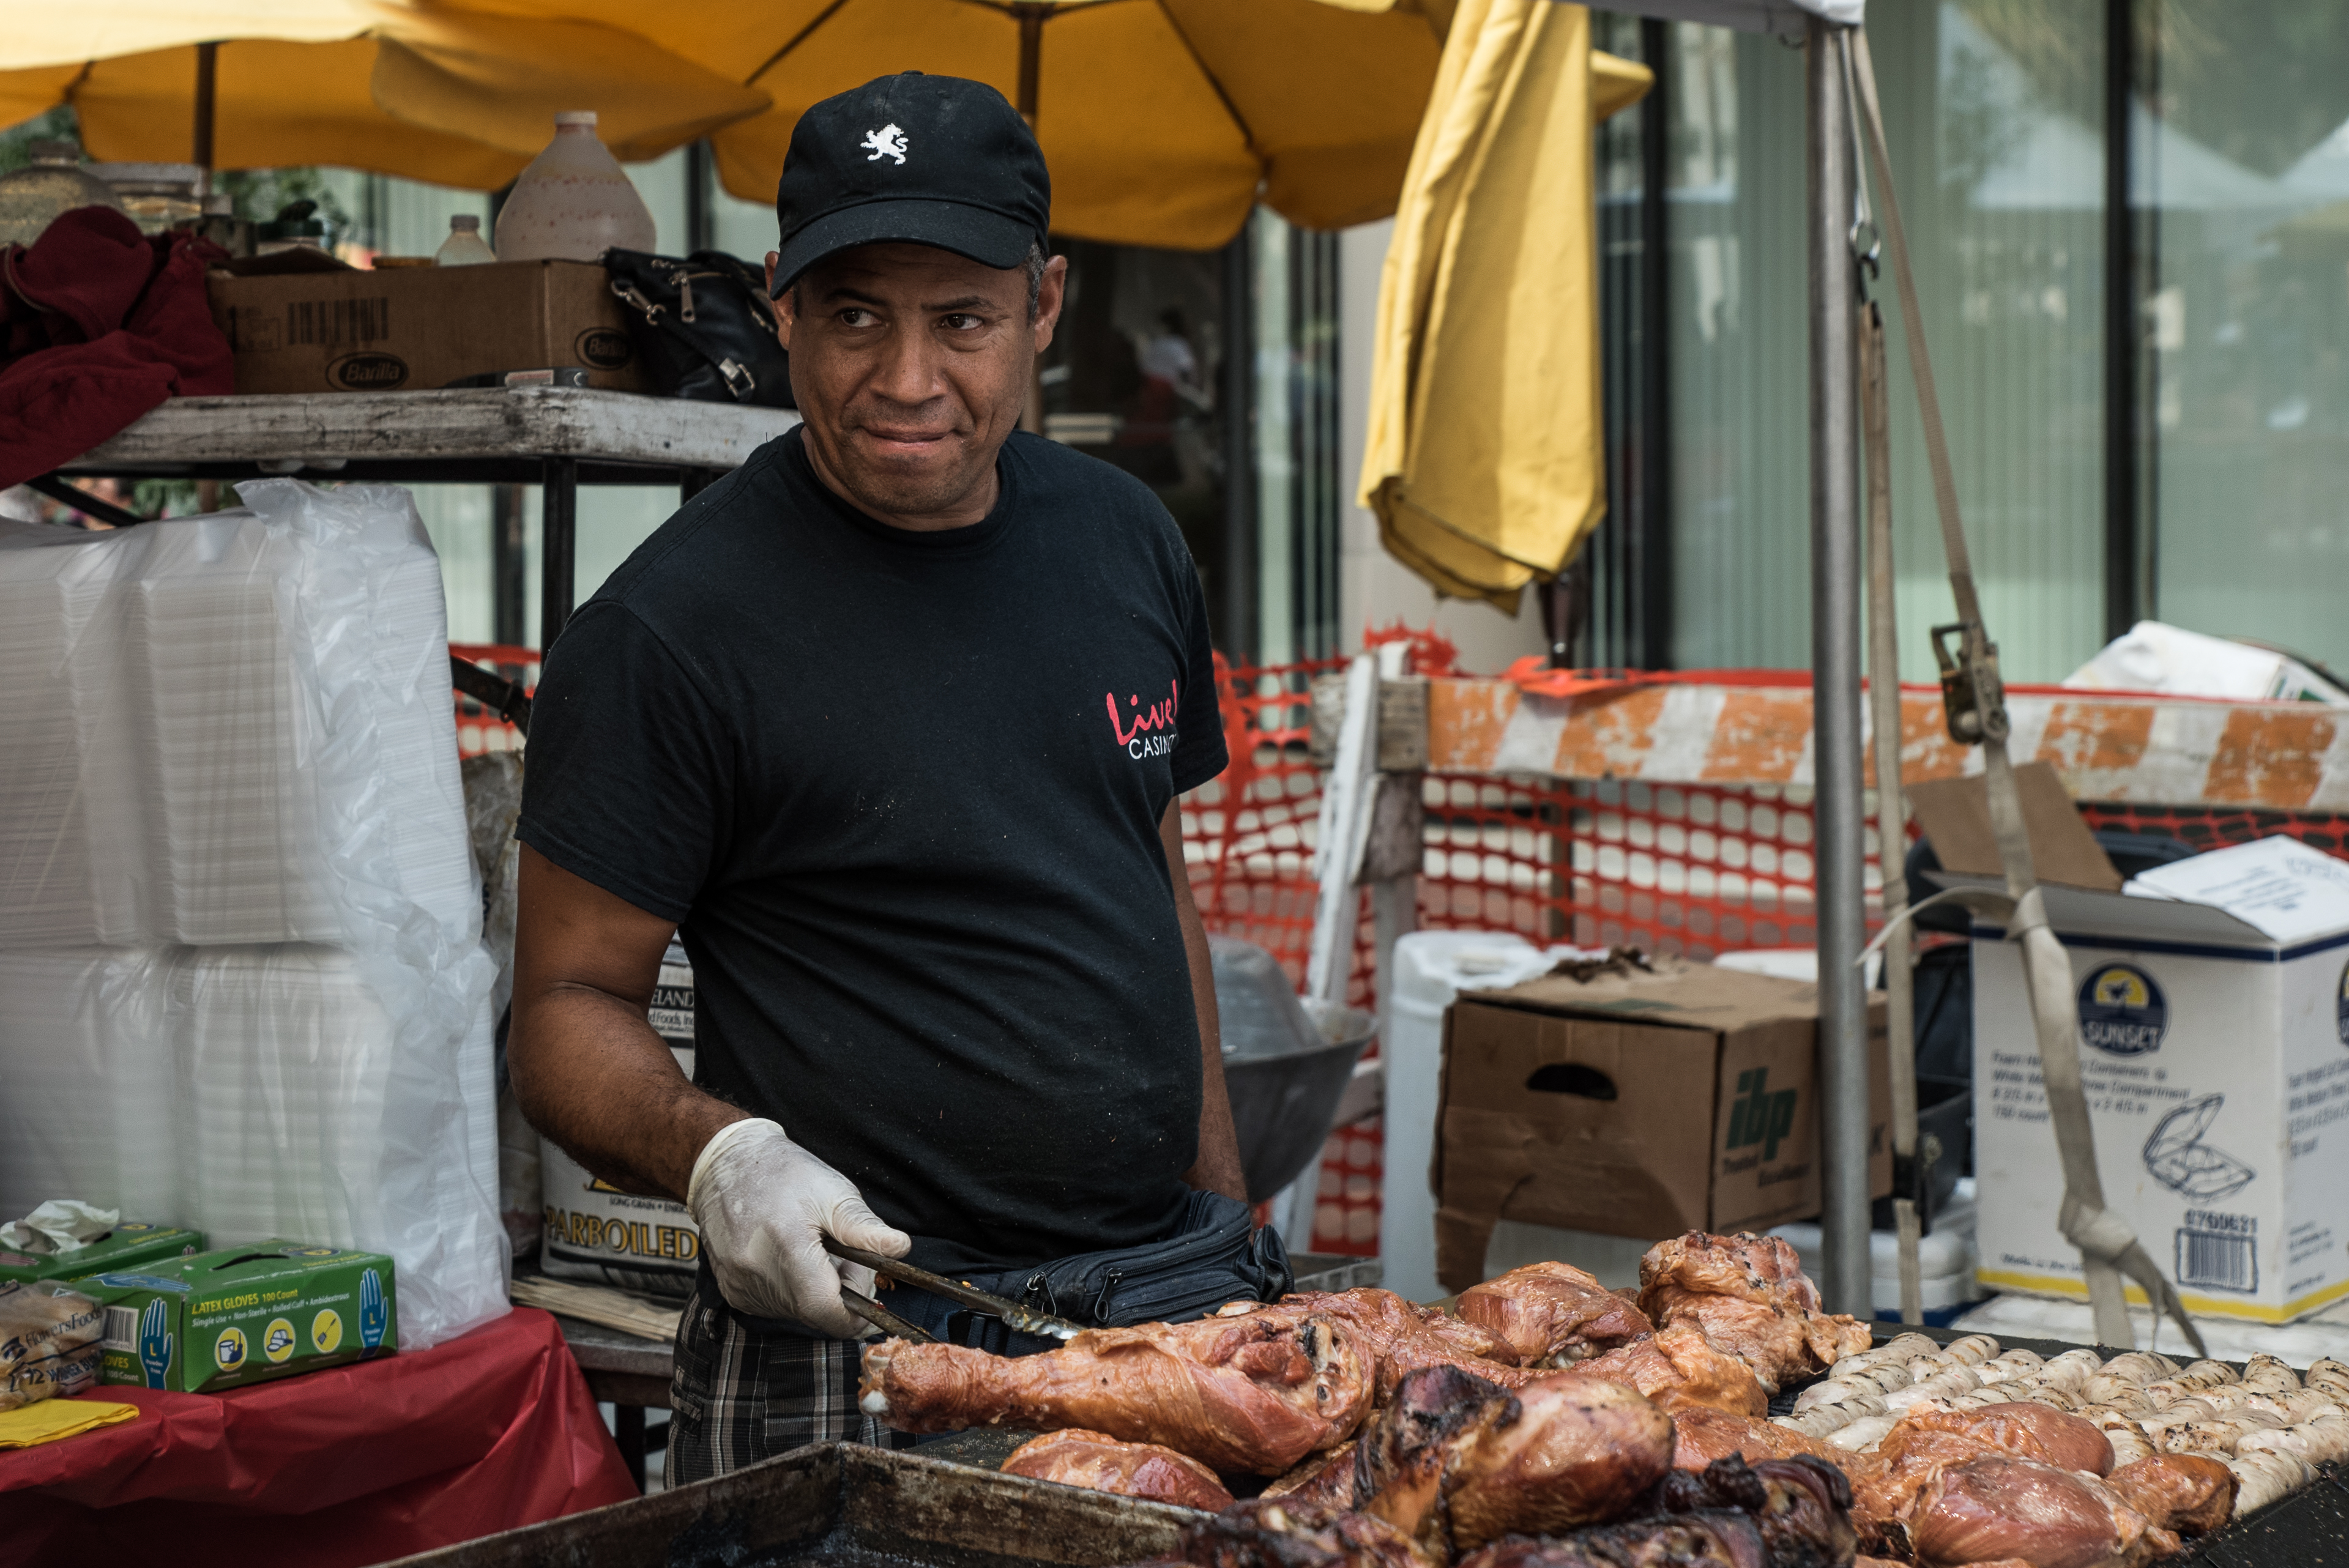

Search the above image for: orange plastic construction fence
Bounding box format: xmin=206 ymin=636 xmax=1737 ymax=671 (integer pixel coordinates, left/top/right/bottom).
xmin=452 ymin=647 xmax=2349 ymax=1260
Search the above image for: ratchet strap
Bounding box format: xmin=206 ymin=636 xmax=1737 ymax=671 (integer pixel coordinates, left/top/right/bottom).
xmin=1845 ymin=28 xmax=2204 ymax=1356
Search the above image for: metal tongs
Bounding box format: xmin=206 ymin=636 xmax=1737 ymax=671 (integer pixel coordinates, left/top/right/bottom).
xmin=823 ymin=1236 xmax=1087 ymax=1345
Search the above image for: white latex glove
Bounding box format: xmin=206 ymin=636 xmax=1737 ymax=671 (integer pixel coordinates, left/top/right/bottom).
xmin=687 ymin=1118 xmax=911 ymax=1339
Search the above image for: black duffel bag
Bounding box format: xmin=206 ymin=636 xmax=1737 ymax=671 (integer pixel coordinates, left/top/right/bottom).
xmin=603 ymin=248 xmax=794 ymax=408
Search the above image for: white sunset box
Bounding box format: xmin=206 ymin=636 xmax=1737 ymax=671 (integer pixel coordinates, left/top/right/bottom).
xmin=1973 ymin=836 xmax=2349 ymax=1324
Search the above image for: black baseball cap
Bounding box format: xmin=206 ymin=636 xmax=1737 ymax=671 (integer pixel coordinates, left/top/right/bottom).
xmin=771 ymin=73 xmax=1051 ymax=299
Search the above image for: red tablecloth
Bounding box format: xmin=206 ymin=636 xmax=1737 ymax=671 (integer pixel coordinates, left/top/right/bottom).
xmin=0 ymin=1306 xmax=636 ymax=1562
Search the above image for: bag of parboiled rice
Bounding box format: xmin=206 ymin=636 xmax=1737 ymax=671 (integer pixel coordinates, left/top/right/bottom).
xmin=540 ymin=942 xmax=701 ymax=1298
xmin=0 ymin=1281 xmax=104 ymax=1410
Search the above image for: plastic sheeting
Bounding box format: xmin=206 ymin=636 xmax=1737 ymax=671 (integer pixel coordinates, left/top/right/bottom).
xmin=0 ymin=483 xmax=503 ymax=1350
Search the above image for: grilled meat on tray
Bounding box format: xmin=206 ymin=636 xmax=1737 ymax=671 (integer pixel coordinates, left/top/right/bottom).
xmin=1454 ymin=1513 xmax=1768 ymax=1568
xmin=1003 ymin=1429 xmax=1236 ymax=1510
xmin=1637 ymin=1235 xmax=1872 ymax=1395
xmin=1156 ymin=1496 xmax=1435 ymax=1568
xmin=1457 ymin=1264 xmax=1655 ymax=1368
xmin=860 ymin=1310 xmax=1372 ymax=1475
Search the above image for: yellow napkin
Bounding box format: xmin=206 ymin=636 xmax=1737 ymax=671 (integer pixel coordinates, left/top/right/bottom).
xmin=0 ymin=1397 xmax=140 ymax=1449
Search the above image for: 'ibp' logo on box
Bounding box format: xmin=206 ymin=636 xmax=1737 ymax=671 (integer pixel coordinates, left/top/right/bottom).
xmin=1724 ymin=1068 xmax=1798 ymax=1159
xmin=2078 ymin=964 xmax=2167 ymax=1056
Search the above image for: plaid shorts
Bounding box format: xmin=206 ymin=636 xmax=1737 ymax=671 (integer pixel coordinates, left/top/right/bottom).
xmin=668 ymin=1278 xmax=912 ymax=1484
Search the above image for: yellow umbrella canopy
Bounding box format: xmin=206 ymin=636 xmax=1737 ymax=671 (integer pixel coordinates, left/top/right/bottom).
xmin=1357 ymin=0 xmax=1648 ymax=610
xmin=0 ymin=4 xmax=770 ymax=184
xmin=678 ymin=0 xmax=1445 ymax=250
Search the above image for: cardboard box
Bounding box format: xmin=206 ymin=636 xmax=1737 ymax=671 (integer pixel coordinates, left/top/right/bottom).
xmin=1972 ymin=835 xmax=2349 ymax=1323
xmin=75 ymin=1239 xmax=396 ymax=1391
xmin=1432 ymin=960 xmax=1890 ymax=1291
xmin=1905 ymin=760 xmax=2123 ymax=892
xmin=0 ymin=1222 xmax=204 ymax=1284
xmin=206 ymin=259 xmax=647 ymax=395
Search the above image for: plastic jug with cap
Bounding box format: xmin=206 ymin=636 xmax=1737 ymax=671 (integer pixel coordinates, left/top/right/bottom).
xmin=493 ymin=111 xmax=656 ymax=263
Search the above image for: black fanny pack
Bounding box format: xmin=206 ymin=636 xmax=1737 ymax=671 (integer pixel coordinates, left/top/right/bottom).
xmin=1014 ymin=1189 xmax=1294 ymax=1329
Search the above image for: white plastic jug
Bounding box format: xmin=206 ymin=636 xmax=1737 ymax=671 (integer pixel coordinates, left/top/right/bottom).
xmin=493 ymin=111 xmax=656 ymax=263
xmin=1382 ymin=932 xmax=1562 ymax=1304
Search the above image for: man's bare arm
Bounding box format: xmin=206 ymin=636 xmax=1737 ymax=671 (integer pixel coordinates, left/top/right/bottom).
xmin=508 ymin=844 xmax=745 ymax=1202
xmin=1163 ymin=801 xmax=1247 ymax=1202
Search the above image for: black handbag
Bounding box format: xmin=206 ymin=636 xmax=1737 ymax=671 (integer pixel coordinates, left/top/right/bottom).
xmin=603 ymin=248 xmax=795 ymax=408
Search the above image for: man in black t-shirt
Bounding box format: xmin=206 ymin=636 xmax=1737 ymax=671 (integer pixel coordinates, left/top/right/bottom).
xmin=509 ymin=74 xmax=1243 ymax=1480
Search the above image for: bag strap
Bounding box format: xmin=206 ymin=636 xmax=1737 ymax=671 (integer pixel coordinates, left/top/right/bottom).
xmin=1847 ymin=26 xmax=2203 ymax=1357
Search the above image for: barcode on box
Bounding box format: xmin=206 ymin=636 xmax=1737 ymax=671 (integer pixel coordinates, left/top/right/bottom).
xmin=102 ymin=1304 xmax=138 ymax=1351
xmin=2175 ymin=1226 xmax=2258 ymax=1292
xmin=284 ymin=297 xmax=389 ymax=347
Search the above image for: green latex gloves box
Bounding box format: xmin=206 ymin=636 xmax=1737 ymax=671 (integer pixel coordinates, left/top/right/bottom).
xmin=0 ymin=1222 xmax=204 ymax=1284
xmin=75 ymin=1241 xmax=396 ymax=1392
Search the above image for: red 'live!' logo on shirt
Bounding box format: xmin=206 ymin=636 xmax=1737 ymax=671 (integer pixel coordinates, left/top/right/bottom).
xmin=1106 ymin=680 xmax=1179 ymax=760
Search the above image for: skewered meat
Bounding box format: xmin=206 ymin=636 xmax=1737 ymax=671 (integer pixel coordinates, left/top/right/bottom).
xmin=1637 ymin=1235 xmax=1871 ymax=1392
xmin=2103 ymin=1454 xmax=2234 ymax=1538
xmin=858 ymin=1310 xmax=1372 ymax=1474
xmin=1891 ymin=1403 xmax=2114 ymax=1476
xmin=1671 ymin=1406 xmax=1845 ymax=1472
xmin=1341 ymin=1365 xmax=1676 ymax=1558
xmin=1910 ymin=1457 xmax=2172 ymax=1568
xmin=1220 ymin=1290 xmax=1523 ymax=1400
xmin=1003 ymin=1429 xmax=1236 ymax=1511
xmin=1458 ymin=1263 xmax=1655 ymax=1367
xmin=1568 ymin=1325 xmax=1770 ymax=1418
xmin=1648 ymin=1452 xmax=1860 ymax=1568
xmin=1164 ymin=1497 xmax=1433 ymax=1568
xmin=1454 ymin=1513 xmax=1768 ymax=1568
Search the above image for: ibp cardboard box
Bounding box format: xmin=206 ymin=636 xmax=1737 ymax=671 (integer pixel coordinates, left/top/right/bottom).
xmin=206 ymin=259 xmax=647 ymax=395
xmin=1972 ymin=836 xmax=2349 ymax=1323
xmin=75 ymin=1239 xmax=395 ymax=1391
xmin=1432 ymin=960 xmax=1890 ymax=1291
xmin=0 ymin=1222 xmax=203 ymax=1284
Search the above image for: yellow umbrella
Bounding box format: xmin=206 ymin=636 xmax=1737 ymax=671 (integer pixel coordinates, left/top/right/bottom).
xmin=670 ymin=0 xmax=1444 ymax=250
xmin=0 ymin=4 xmax=770 ymax=185
xmin=1354 ymin=0 xmax=1649 ymax=610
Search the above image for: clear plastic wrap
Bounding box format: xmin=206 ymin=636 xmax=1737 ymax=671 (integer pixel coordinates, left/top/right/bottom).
xmin=0 ymin=482 xmax=503 ymax=1349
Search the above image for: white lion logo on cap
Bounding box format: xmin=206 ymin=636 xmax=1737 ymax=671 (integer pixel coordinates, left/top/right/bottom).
xmin=862 ymin=124 xmax=908 ymax=165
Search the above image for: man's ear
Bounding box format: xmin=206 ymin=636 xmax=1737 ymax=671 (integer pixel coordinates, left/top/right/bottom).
xmin=767 ymin=251 xmax=794 ymax=351
xmin=1031 ymin=253 xmax=1070 ymax=355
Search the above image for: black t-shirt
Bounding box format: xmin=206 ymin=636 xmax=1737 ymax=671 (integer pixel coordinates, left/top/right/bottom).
xmin=518 ymin=429 xmax=1227 ymax=1273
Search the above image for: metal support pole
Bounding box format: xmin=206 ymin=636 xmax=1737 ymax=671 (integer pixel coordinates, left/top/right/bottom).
xmin=540 ymin=458 xmax=578 ymax=651
xmin=193 ymin=42 xmax=218 ymax=174
xmin=1807 ymin=16 xmax=1871 ymax=1320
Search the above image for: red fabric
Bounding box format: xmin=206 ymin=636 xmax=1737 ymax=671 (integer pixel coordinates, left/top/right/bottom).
xmin=0 ymin=206 xmax=234 ymax=488
xmin=0 ymin=1307 xmax=636 ymax=1562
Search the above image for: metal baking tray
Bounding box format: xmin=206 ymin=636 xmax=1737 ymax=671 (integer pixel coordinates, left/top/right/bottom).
xmin=379 ymin=1441 xmax=1192 ymax=1568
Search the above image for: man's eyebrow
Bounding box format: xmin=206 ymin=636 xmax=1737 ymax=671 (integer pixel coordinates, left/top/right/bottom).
xmin=816 ymin=284 xmax=1000 ymax=314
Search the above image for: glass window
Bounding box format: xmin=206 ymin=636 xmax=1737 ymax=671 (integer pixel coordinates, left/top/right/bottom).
xmin=2141 ymin=1 xmax=2349 ymax=671
xmin=1650 ymin=3 xmax=2109 ymax=682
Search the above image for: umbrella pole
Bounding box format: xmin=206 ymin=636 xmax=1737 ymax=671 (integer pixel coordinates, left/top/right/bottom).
xmin=1806 ymin=13 xmax=1870 ymax=1320
xmin=193 ymin=40 xmax=219 ymax=175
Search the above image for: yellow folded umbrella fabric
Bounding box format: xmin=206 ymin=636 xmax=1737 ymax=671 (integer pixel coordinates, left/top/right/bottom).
xmin=0 ymin=1396 xmax=140 ymax=1450
xmin=1358 ymin=0 xmax=1648 ymax=610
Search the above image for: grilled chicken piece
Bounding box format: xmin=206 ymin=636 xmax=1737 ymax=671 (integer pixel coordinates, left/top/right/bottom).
xmin=1457 ymin=1263 xmax=1655 ymax=1367
xmin=858 ymin=1310 xmax=1372 ymax=1475
xmin=1264 ymin=1446 xmax=1364 ymax=1509
xmin=1221 ymin=1290 xmax=1522 ymax=1399
xmin=1002 ymin=1429 xmax=1235 ymax=1511
xmin=2104 ymin=1453 xmax=2236 ymax=1538
xmin=1637 ymin=1235 xmax=1871 ymax=1394
xmin=1670 ymin=1406 xmax=1846 ymax=1472
xmin=1893 ymin=1403 xmax=2115 ymax=1476
xmin=1568 ymin=1325 xmax=1770 ymax=1418
xmin=1326 ymin=1364 xmax=1675 ymax=1559
xmin=1454 ymin=1512 xmax=1769 ymax=1568
xmin=1648 ymin=1452 xmax=1859 ymax=1568
xmin=1911 ymin=1457 xmax=2175 ymax=1568
xmin=1167 ymin=1497 xmax=1433 ymax=1568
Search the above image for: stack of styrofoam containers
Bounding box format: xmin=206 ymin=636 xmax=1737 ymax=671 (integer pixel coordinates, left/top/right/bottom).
xmin=0 ymin=483 xmax=503 ymax=1350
